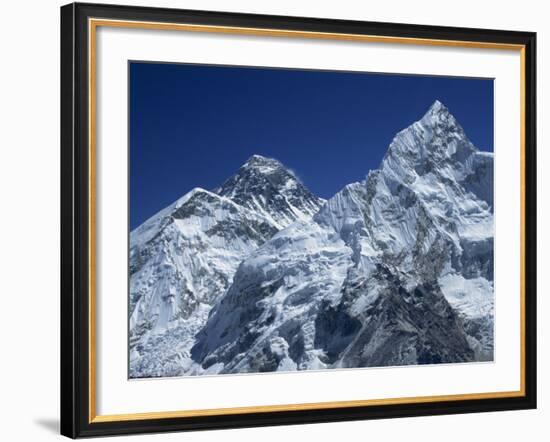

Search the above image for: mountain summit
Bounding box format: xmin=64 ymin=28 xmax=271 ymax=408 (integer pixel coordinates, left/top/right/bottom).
xmin=216 ymin=154 xmax=324 ymax=228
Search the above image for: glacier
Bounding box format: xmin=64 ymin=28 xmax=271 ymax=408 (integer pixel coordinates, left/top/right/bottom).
xmin=130 ymin=100 xmax=494 ymax=378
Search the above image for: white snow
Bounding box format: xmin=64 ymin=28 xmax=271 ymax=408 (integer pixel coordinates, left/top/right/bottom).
xmin=439 ymin=273 xmax=494 ymax=319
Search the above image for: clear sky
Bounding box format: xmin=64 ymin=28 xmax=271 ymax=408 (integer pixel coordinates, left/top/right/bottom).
xmin=130 ymin=62 xmax=493 ymax=230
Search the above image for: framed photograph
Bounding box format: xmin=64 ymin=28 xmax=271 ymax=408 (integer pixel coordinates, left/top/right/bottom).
xmin=60 ymin=2 xmax=536 ymax=438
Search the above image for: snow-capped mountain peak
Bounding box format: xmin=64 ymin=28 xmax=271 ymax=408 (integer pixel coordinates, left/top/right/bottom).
xmin=215 ymin=155 xmax=324 ymax=228
xmin=129 ymin=155 xmax=325 ymax=377
xmin=423 ymin=99 xmax=447 ymax=116
xmin=383 ymin=100 xmax=475 ymax=171
xmin=420 ymin=99 xmax=469 ymax=140
xmin=243 ymin=154 xmax=285 ymax=172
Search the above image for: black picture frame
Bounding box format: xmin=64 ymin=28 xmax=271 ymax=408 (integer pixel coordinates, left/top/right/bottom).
xmin=61 ymin=2 xmax=537 ymax=438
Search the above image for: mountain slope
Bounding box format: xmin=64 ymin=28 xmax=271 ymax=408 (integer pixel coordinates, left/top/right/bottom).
xmin=191 ymin=101 xmax=494 ymax=374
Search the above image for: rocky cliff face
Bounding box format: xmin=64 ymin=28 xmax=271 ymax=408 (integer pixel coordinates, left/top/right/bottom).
xmin=190 ymin=101 xmax=494 ymax=375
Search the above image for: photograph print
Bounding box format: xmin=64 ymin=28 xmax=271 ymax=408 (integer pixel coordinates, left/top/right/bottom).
xmin=128 ymin=62 xmax=494 ymax=379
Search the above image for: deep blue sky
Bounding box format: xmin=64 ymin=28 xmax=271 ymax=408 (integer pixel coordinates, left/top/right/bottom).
xmin=130 ymin=62 xmax=493 ymax=229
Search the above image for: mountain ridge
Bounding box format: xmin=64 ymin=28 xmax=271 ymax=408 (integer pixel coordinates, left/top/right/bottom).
xmin=130 ymin=100 xmax=494 ymax=378
xmin=190 ymin=100 xmax=494 ymax=374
